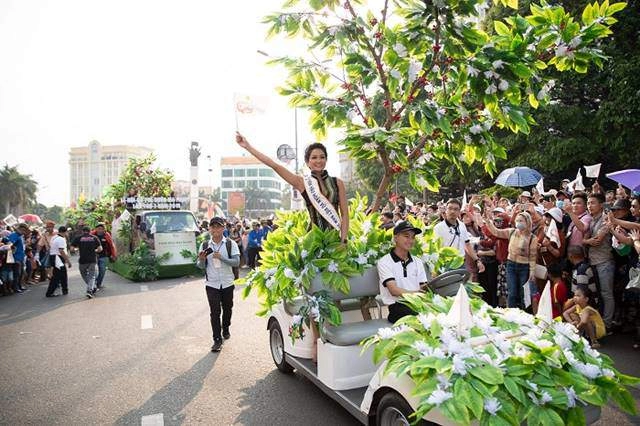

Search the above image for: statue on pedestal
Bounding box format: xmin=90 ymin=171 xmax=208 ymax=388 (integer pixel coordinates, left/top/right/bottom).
xmin=189 ymin=142 xmax=201 ymax=167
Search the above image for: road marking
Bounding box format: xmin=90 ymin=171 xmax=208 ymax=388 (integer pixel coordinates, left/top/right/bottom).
xmin=141 ymin=315 xmax=153 ymax=330
xmin=141 ymin=413 xmax=164 ymax=426
xmin=140 ymin=285 xmax=149 ymax=292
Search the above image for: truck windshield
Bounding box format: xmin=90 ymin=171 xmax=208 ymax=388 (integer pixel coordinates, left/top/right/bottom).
xmin=142 ymin=211 xmax=198 ymax=233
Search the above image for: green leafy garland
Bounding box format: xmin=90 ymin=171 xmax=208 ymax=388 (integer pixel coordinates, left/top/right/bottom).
xmin=362 ymin=292 xmax=639 ymax=425
xmin=240 ymin=195 xmax=466 ymax=341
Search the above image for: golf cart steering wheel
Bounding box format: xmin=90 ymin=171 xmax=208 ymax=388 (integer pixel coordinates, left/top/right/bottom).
xmin=426 ymin=269 xmax=470 ymax=297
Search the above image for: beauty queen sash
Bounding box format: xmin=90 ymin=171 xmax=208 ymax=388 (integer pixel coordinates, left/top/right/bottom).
xmin=303 ymin=174 xmax=341 ymax=231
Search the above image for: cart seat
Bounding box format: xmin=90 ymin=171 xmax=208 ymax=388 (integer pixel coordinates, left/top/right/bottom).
xmin=321 ymin=318 xmax=390 ymax=346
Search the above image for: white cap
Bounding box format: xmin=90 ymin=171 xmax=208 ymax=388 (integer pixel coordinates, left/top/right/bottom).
xmin=520 ymin=190 xmax=532 ymax=198
xmin=492 ymin=207 xmax=506 ymax=213
xmin=545 ymin=207 xmax=563 ymax=223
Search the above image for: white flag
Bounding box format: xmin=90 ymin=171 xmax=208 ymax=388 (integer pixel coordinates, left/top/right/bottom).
xmin=233 ymin=93 xmax=268 ymax=115
xmin=545 ymin=219 xmax=561 ymax=247
xmin=536 ymin=280 xmax=554 ymax=322
xmin=446 ymin=284 xmax=474 ymax=335
xmin=536 ymin=178 xmax=545 ymax=195
xmin=523 ymin=282 xmax=532 ymax=308
xmin=584 ymin=163 xmax=601 ymax=178
xmin=567 ymin=170 xmax=585 ymax=192
xmin=461 ymin=190 xmax=468 ymax=211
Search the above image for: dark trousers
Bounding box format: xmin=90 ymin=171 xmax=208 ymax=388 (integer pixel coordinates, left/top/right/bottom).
xmin=46 ymin=265 xmax=68 ymax=296
xmin=506 ymin=260 xmax=530 ymax=308
xmin=205 ymin=285 xmax=234 ymax=341
xmin=11 ymin=262 xmax=23 ymax=291
xmin=247 ymin=247 xmax=260 ymax=269
xmin=478 ymin=257 xmax=498 ymax=307
xmin=388 ymin=302 xmax=416 ymax=323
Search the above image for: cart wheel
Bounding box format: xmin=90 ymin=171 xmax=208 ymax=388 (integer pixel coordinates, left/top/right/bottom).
xmin=376 ymin=392 xmax=434 ymax=426
xmin=269 ymin=320 xmax=294 ymax=374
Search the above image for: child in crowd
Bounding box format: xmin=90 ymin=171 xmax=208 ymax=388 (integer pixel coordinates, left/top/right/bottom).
xmin=548 ymin=263 xmax=568 ymax=319
xmin=563 ymin=285 xmax=606 ymax=348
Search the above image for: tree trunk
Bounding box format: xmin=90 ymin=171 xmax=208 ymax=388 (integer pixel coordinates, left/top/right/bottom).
xmin=2 ymin=200 xmax=9 ymax=217
xmin=369 ymin=172 xmax=393 ymax=213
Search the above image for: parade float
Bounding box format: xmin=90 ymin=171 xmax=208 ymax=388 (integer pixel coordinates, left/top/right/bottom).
xmin=239 ymin=0 xmax=638 ymax=423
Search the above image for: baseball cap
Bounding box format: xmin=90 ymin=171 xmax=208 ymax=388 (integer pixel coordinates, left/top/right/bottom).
xmin=209 ymin=217 xmax=226 ymax=227
xmin=492 ymin=207 xmax=506 ymax=213
xmin=561 ymin=178 xmax=571 ymax=183
xmin=393 ymin=221 xmax=422 ymax=235
xmin=610 ymin=199 xmax=631 ymax=211
xmin=58 ymin=226 xmax=67 ymax=233
xmin=520 ymin=191 xmax=532 ymax=199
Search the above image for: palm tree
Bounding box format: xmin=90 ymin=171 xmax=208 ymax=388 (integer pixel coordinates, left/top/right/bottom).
xmin=0 ymin=165 xmax=38 ymax=216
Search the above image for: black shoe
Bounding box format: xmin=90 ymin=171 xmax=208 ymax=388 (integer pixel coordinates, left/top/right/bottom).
xmin=86 ymin=292 xmax=94 ymax=299
xmin=223 ymin=330 xmax=230 ymax=340
xmin=211 ymin=340 xmax=223 ymax=352
xmin=62 ymin=291 xmax=68 ymax=295
xmin=92 ymin=288 xmax=97 ymax=295
xmin=45 ymin=294 xmax=58 ymax=298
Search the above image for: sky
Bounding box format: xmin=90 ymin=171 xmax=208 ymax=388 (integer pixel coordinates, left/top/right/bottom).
xmin=0 ymin=0 xmax=342 ymax=207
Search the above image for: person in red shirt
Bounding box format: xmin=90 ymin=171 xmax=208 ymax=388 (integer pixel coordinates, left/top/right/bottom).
xmin=548 ymin=263 xmax=568 ymax=319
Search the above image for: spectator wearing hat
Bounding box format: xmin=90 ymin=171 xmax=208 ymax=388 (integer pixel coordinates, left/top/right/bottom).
xmin=536 ymin=207 xmax=566 ymax=267
xmin=71 ymin=226 xmax=103 ymax=299
xmin=380 ymin=212 xmax=394 ymax=230
xmin=377 ymin=221 xmax=428 ymax=323
xmin=91 ymin=223 xmax=117 ymax=290
xmin=7 ymin=223 xmax=29 ymax=294
xmin=197 ymin=217 xmax=240 ymax=352
xmin=561 ymin=178 xmax=572 ymax=195
xmin=46 ymin=226 xmax=72 ymax=297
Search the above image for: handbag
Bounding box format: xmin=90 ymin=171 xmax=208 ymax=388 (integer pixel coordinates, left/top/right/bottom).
xmin=627 ymin=266 xmax=640 ymax=292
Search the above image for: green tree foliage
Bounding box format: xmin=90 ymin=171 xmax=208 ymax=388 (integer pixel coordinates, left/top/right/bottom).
xmin=263 ymin=0 xmax=625 ymax=211
xmin=0 ymin=164 xmax=38 ymax=216
xmin=492 ymin=0 xmax=640 ymax=189
xmin=31 ymin=203 xmax=64 ymax=223
xmin=64 ymin=154 xmax=174 ymax=230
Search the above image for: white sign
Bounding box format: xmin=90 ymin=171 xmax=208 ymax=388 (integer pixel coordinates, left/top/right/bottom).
xmin=3 ymin=214 xmax=17 ymax=226
xmin=154 ymin=232 xmax=196 ymax=265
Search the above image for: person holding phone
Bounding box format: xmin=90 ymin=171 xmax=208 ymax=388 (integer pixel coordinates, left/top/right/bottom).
xmin=197 ymin=217 xmax=240 ymax=352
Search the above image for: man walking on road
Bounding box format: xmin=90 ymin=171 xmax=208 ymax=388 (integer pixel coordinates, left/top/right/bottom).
xmin=46 ymin=226 xmax=72 ymax=297
xmin=92 ymin=223 xmax=116 ymax=290
xmin=71 ymin=226 xmax=103 ymax=299
xmin=197 ymin=217 xmax=240 ymax=352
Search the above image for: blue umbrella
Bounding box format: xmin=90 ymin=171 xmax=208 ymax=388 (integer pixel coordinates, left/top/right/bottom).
xmin=606 ymin=169 xmax=640 ymax=192
xmin=495 ymin=167 xmax=543 ymax=188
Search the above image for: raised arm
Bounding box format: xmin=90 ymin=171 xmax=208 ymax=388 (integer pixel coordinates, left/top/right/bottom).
xmin=236 ymin=132 xmax=303 ymax=192
xmin=474 ymin=212 xmax=510 ymax=240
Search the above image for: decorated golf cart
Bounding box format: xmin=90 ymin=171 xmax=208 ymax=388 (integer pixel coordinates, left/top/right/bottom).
xmin=241 ymin=199 xmax=638 ymax=425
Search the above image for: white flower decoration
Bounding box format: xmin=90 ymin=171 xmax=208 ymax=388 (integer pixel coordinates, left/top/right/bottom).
xmin=356 ymin=254 xmax=368 ymax=265
xmin=470 ymin=124 xmax=483 ymax=134
xmin=484 ymin=397 xmax=501 ymax=415
xmin=265 ymin=277 xmax=275 ymax=289
xmin=408 ymin=59 xmax=422 ymax=83
xmin=310 ymin=306 xmax=320 ymax=320
xmin=485 ymin=83 xmax=497 ymax=94
xmin=377 ymin=325 xmax=410 ymax=339
xmin=300 ymin=249 xmax=309 ymax=259
xmin=467 ymin=64 xmax=479 ymax=77
xmin=452 ymin=354 xmax=468 ymax=375
xmin=426 ymin=388 xmax=453 ymax=406
xmin=284 ymin=268 xmax=296 ymax=279
xmin=498 ymin=79 xmax=509 ymax=91
xmin=574 ymin=362 xmax=601 ymax=379
xmin=390 ymin=69 xmax=402 ymax=80
xmin=564 ymin=386 xmax=577 ymax=408
xmin=291 ymin=314 xmax=303 ymax=325
xmin=393 ymin=42 xmax=407 ymax=57
xmin=327 ymin=261 xmax=339 ymax=273
xmin=492 ymin=59 xmax=504 ymax=69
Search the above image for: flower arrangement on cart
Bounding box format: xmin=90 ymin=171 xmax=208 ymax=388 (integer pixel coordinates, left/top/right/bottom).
xmin=239 ymin=0 xmax=638 ymax=423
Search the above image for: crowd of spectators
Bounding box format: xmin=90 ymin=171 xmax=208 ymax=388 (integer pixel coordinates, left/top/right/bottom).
xmin=387 ymin=183 xmax=640 ymax=349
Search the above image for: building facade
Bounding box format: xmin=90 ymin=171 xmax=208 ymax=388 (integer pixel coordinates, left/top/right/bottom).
xmin=69 ymin=140 xmax=152 ymax=204
xmin=220 ymin=155 xmax=285 ymax=216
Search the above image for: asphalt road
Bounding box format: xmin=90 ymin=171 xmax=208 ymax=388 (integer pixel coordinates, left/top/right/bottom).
xmin=0 ymin=264 xmax=639 ymax=426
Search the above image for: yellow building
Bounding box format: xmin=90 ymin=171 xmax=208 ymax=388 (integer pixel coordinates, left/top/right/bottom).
xmin=69 ymin=140 xmax=152 ymax=204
